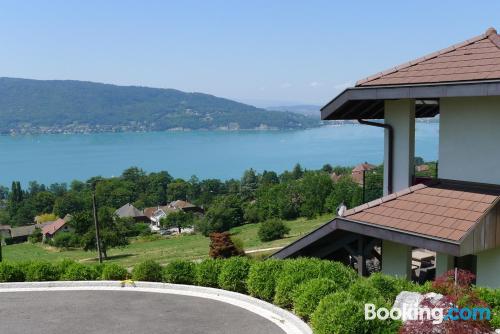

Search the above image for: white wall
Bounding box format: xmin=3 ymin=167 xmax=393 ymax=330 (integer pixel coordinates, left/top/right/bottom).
xmin=384 ymin=99 xmax=415 ymax=195
xmin=439 ymin=97 xmax=500 ymax=185
xmin=476 ymin=247 xmax=500 ymax=288
xmin=381 ymin=240 xmax=412 ymax=280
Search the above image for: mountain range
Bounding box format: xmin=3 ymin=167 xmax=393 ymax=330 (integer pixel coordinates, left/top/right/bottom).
xmin=0 ymin=77 xmax=319 ymax=134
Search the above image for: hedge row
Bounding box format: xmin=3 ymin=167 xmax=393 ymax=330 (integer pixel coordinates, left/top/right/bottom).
xmin=0 ymin=258 xmax=462 ymax=334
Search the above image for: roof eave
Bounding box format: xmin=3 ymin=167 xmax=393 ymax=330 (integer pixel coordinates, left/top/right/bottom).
xmin=321 ymin=80 xmax=500 ymax=120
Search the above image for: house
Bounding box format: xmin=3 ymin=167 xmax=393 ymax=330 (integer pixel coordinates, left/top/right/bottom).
xmin=41 ymin=217 xmax=73 ymax=241
xmin=8 ymin=225 xmax=37 ymax=243
xmin=114 ymin=203 xmax=149 ymax=222
xmin=0 ymin=224 xmax=11 ymax=245
xmin=273 ymin=27 xmax=500 ymax=288
xmin=144 ymin=200 xmax=203 ymax=232
xmin=416 ymin=164 xmax=430 ymax=172
xmin=351 ymin=162 xmax=376 ymax=185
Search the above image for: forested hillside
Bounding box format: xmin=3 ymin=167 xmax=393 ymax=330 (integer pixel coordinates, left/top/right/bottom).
xmin=0 ymin=77 xmax=319 ymax=134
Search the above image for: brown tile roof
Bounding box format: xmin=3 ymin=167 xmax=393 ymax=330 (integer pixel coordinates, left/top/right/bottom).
xmin=357 ymin=27 xmax=500 ymax=87
xmin=42 ymin=218 xmax=66 ymax=236
xmin=343 ymin=181 xmax=500 ymax=242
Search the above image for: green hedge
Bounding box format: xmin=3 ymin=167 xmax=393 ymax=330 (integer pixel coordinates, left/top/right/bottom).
xmin=195 ymin=259 xmax=222 ymax=288
xmin=101 ymin=263 xmax=128 ymax=280
xmin=311 ymin=291 xmax=398 ymax=334
xmin=274 ymin=258 xmax=356 ymax=308
xmin=247 ymin=259 xmax=283 ymax=302
xmin=132 ymin=260 xmax=163 ymax=282
xmin=293 ymin=278 xmax=338 ymax=319
xmin=0 ymin=262 xmax=25 ymax=282
xmin=218 ymin=257 xmax=251 ymax=293
xmin=61 ymin=263 xmax=99 ymax=281
xmin=163 ymin=260 xmax=196 ymax=285
xmin=25 ymin=261 xmax=60 ymax=281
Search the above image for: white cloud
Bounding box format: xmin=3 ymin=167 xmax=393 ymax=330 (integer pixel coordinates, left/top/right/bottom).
xmin=309 ymin=81 xmax=320 ymax=87
xmin=333 ymin=81 xmax=354 ymax=90
xmin=280 ymin=82 xmax=292 ymax=88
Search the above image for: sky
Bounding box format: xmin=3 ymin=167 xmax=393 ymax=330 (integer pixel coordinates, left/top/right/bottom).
xmin=0 ymin=1 xmax=499 ymax=106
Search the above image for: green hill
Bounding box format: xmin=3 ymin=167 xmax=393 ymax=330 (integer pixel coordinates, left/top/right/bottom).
xmin=0 ymin=77 xmax=319 ymax=134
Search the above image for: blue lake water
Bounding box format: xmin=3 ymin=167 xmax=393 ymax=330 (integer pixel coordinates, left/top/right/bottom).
xmin=0 ymin=123 xmax=439 ymax=186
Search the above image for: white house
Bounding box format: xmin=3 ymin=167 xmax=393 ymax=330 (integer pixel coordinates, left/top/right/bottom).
xmin=273 ymin=27 xmax=500 ymax=288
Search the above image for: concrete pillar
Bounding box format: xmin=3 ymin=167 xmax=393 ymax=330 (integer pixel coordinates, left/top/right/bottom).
xmin=476 ymin=248 xmax=500 ymax=288
xmin=436 ymin=253 xmax=454 ymax=278
xmin=381 ymin=240 xmax=412 ymax=280
xmin=383 ymin=99 xmax=416 ymax=195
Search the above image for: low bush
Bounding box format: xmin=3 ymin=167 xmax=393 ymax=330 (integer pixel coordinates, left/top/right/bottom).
xmin=61 ymin=263 xmax=99 ymax=281
xmin=52 ymin=232 xmax=82 ymax=249
xmin=311 ymin=291 xmax=397 ymax=334
xmin=274 ymin=258 xmax=357 ymax=308
xmin=25 ymin=261 xmax=60 ymax=281
xmin=101 ymin=263 xmax=128 ymax=280
xmin=195 ymin=259 xmax=222 ymax=288
xmin=257 ymin=219 xmax=290 ymax=242
xmin=163 ymin=260 xmax=196 ymax=285
xmin=367 ymin=272 xmax=402 ymax=303
xmin=247 ymin=259 xmax=284 ymax=302
xmin=218 ymin=256 xmax=250 ymax=293
xmin=0 ymin=262 xmax=25 ymax=282
xmin=208 ymin=232 xmax=244 ymax=259
xmin=28 ymin=228 xmax=43 ymax=244
xmin=132 ymin=260 xmax=163 ymax=282
xmin=293 ymin=278 xmax=338 ymax=319
xmin=348 ymin=278 xmax=383 ymax=302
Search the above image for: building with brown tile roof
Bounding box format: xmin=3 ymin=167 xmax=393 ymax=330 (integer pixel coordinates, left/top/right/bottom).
xmin=41 ymin=218 xmax=73 ymax=240
xmin=274 ymin=28 xmax=500 ymax=288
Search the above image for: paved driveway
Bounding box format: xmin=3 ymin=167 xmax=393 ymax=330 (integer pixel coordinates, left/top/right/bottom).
xmin=0 ymin=290 xmax=285 ymax=334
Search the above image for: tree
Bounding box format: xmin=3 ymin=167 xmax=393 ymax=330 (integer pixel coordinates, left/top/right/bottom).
xmin=10 ymin=181 xmax=23 ymax=203
xmin=32 ymin=191 xmax=56 ymax=214
xmin=53 ymin=192 xmax=86 ymax=217
xmin=292 ymin=163 xmax=304 ymax=180
xmin=200 ymin=195 xmax=244 ymax=235
xmin=298 ymin=172 xmax=334 ymax=218
xmin=167 ymin=179 xmax=190 ymax=202
xmin=161 ymin=210 xmax=193 ymax=234
xmin=260 ymin=170 xmax=279 ymax=186
xmin=321 ymin=164 xmax=333 ymax=174
xmin=258 ymin=219 xmax=290 ymax=242
xmin=241 ymin=168 xmax=258 ymax=198
xmin=81 ymin=207 xmax=128 ymax=259
xmin=325 ymin=176 xmax=363 ymax=212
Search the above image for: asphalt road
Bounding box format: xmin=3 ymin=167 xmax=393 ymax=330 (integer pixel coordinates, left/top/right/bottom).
xmin=0 ymin=290 xmax=285 ymax=334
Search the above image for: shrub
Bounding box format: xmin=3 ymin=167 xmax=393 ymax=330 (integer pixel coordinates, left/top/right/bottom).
xmin=195 ymin=259 xmax=222 ymax=287
xmin=208 ymin=232 xmax=244 ymax=259
xmin=132 ymin=260 xmax=163 ymax=282
xmin=25 ymin=261 xmax=60 ymax=281
xmin=367 ymin=272 xmax=401 ymax=302
xmin=218 ymin=256 xmax=250 ymax=293
xmin=52 ymin=232 xmax=81 ymax=249
xmin=257 ymin=219 xmax=290 ymax=242
xmin=0 ymin=262 xmax=25 ymax=282
xmin=274 ymin=258 xmax=357 ymax=308
xmin=28 ymin=227 xmax=43 ymax=244
xmin=163 ymin=260 xmax=196 ymax=285
xmin=311 ymin=292 xmax=396 ymax=334
xmin=293 ymin=278 xmax=338 ymax=319
xmin=61 ymin=263 xmax=99 ymax=280
xmin=348 ymin=278 xmax=383 ymax=302
xmin=101 ymin=263 xmax=128 ymax=280
xmin=247 ymin=259 xmax=284 ymax=302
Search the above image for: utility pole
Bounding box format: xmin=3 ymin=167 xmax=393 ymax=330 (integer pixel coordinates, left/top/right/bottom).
xmin=92 ymin=183 xmax=103 ymax=263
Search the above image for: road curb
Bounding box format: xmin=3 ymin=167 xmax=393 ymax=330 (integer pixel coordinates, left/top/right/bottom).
xmin=0 ymin=281 xmax=312 ymax=334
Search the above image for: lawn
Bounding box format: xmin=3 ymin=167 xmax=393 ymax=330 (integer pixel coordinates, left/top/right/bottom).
xmin=2 ymin=215 xmax=330 ymax=267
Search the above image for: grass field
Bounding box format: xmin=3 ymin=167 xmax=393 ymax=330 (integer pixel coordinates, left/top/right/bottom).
xmin=2 ymin=215 xmax=330 ymax=267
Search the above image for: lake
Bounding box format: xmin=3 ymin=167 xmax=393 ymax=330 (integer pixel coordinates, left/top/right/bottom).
xmin=0 ymin=123 xmax=439 ymax=186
